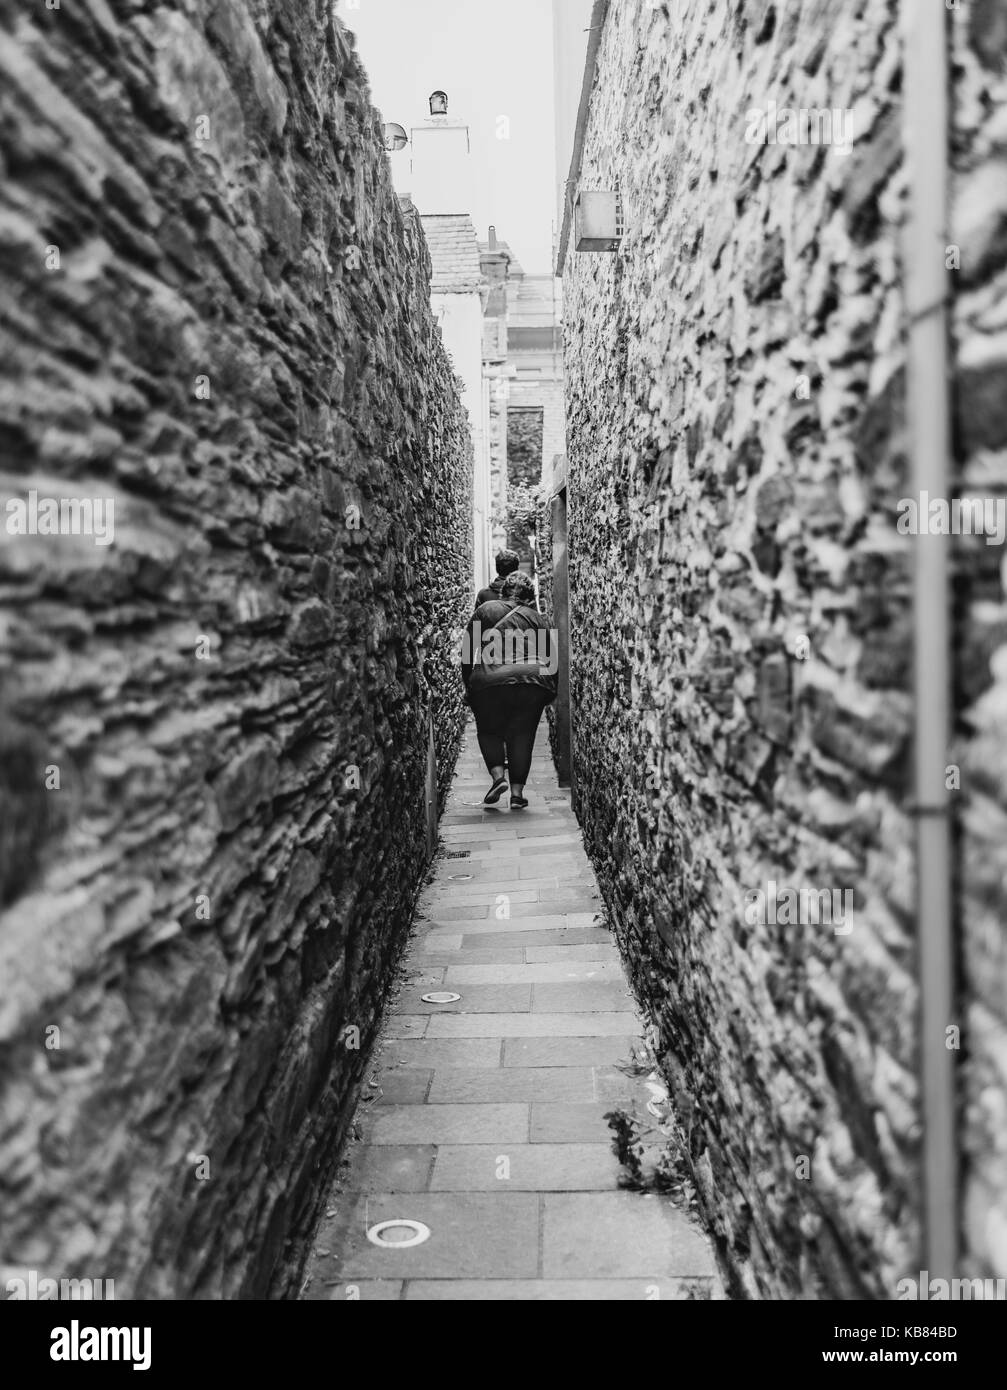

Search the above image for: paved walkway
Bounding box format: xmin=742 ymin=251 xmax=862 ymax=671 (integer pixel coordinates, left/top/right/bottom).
xmin=301 ymin=720 xmax=722 ymax=1300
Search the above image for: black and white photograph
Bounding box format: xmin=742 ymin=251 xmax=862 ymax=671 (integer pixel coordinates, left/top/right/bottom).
xmin=1 ymin=0 xmax=1005 ymax=1358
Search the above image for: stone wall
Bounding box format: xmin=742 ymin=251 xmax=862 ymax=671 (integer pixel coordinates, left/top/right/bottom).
xmin=951 ymin=0 xmax=1007 ymax=1285
xmin=536 ymin=482 xmax=568 ymax=780
xmin=563 ymin=0 xmax=1005 ymax=1297
xmin=489 ymin=379 xmax=508 ymax=552
xmin=0 ymin=0 xmax=471 ymax=1298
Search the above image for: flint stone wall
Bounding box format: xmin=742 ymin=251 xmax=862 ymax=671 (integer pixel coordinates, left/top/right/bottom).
xmin=0 ymin=0 xmax=471 ymax=1297
xmin=562 ymin=0 xmax=1007 ymax=1297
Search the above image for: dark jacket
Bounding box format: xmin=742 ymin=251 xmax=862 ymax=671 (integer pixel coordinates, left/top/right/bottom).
xmin=462 ymin=600 xmax=558 ymax=701
xmin=475 ymin=575 xmax=508 ymax=607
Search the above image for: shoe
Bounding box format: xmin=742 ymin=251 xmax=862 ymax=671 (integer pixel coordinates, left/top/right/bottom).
xmin=510 ymin=795 xmax=529 ymax=810
xmin=483 ymin=777 xmax=508 ymax=805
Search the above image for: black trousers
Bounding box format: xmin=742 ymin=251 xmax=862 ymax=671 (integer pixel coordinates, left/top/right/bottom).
xmin=469 ymin=685 xmax=549 ymax=785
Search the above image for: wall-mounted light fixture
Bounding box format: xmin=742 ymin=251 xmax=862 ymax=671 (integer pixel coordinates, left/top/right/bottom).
xmin=382 ymin=122 xmax=407 ymax=152
xmin=429 ymin=90 xmax=448 ymax=116
xmin=574 ymin=190 xmax=622 ymax=252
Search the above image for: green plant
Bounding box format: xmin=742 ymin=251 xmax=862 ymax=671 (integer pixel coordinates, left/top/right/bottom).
xmin=604 ymin=1040 xmax=699 ymax=1211
xmin=603 ymin=1105 xmax=647 ymax=1190
xmin=491 ymin=481 xmax=543 ymax=547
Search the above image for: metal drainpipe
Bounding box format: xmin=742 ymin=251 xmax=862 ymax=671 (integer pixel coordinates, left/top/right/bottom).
xmin=903 ymin=0 xmax=957 ymax=1277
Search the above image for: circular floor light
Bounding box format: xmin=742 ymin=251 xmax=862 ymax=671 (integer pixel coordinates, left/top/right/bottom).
xmin=421 ymin=991 xmax=461 ymax=1004
xmin=366 ymin=1219 xmax=431 ymax=1249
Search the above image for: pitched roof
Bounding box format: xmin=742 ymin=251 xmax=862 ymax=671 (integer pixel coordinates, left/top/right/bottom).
xmin=421 ymin=215 xmax=485 ymax=294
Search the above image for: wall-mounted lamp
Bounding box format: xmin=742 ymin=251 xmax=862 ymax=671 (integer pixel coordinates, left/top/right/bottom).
xmin=574 ymin=190 xmax=622 ymax=252
xmin=382 ymin=122 xmax=408 ymax=152
xmin=429 ymin=90 xmax=449 ymax=116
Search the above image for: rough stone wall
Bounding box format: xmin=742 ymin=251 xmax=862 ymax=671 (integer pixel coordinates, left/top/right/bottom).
xmin=489 ymin=381 xmax=508 ymax=552
xmin=563 ymin=0 xmax=1004 ymax=1298
xmin=951 ymin=0 xmax=1007 ymax=1283
xmin=536 ymin=492 xmax=563 ymax=769
xmin=0 ymin=0 xmax=471 ymax=1298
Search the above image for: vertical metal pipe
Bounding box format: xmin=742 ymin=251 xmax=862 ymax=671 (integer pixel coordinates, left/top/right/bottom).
xmin=902 ymin=0 xmax=957 ymax=1277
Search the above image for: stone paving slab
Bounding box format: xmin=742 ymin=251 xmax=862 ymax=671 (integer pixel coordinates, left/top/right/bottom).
xmin=418 ymin=933 xmax=462 ymax=950
xmin=361 ymin=1102 xmax=529 ymax=1145
xmin=443 ymin=961 xmax=624 ymax=984
xmin=530 ymin=1101 xmax=616 ymax=1143
xmin=326 ymin=1193 xmax=540 ymax=1280
xmin=305 ymin=1279 xmax=405 ymax=1301
xmin=542 ymin=1193 xmax=719 ymax=1279
xmin=425 ymin=1011 xmax=640 ymax=1038
xmin=426 ymin=916 xmax=580 ymax=936
xmin=434 ymin=876 xmax=569 ymax=893
xmin=399 ymin=966 xmax=446 ymax=986
xmin=402 ymin=1279 xmax=717 ymax=1300
xmin=301 ymin=722 xmax=723 ymax=1303
xmin=455 ymin=928 xmax=614 ymax=948
xmin=517 ymin=858 xmax=589 ymax=878
xmin=383 ymin=1016 xmax=429 ymax=1039
xmin=374 ymin=1070 xmax=433 ymax=1104
xmin=424 ymin=887 xmax=544 ymax=906
xmin=503 ymin=838 xmax=585 ymax=854
xmin=411 ymin=948 xmax=527 ymax=966
xmin=524 ymin=944 xmax=621 ymax=963
xmin=429 ymin=1143 xmax=618 ymax=1191
xmin=502 ymin=1036 xmax=639 ymax=1068
xmin=512 ymin=828 xmax=580 ymax=842
xmin=349 ymin=1145 xmax=436 ymax=1193
xmin=531 ymin=980 xmax=635 ymax=1012
xmin=426 ymin=1066 xmax=596 ymax=1104
xmin=441 ymin=861 xmax=523 ymax=880
xmin=420 ymin=905 xmax=491 ymax=920
xmin=391 ymin=983 xmax=532 ymax=1014
xmin=507 ymin=900 xmax=600 ymax=917
xmin=593 ymin=1065 xmax=648 ymax=1101
xmin=441 ymin=826 xmax=520 ymax=842
xmin=379 ymin=1038 xmax=503 ymax=1068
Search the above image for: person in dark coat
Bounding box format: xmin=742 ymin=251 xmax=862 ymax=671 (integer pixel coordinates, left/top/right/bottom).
xmin=462 ymin=572 xmax=558 ymax=810
xmin=475 ymin=548 xmax=521 ymax=608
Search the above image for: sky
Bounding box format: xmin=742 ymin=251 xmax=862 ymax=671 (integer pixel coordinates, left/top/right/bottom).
xmin=340 ymin=0 xmax=557 ymax=273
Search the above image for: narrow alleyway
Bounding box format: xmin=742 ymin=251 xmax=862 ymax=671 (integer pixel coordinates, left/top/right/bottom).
xmin=300 ymin=721 xmax=721 ymax=1299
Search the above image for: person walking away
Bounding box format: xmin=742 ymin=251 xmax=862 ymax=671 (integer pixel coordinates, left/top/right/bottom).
xmin=475 ymin=548 xmax=521 ymax=608
xmin=462 ymin=572 xmax=558 ymax=810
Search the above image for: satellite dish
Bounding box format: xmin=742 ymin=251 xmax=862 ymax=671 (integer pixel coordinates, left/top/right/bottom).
xmin=382 ymin=122 xmax=407 ymax=152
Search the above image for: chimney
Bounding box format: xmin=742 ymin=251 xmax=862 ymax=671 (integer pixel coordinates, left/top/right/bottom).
xmin=480 ymin=230 xmax=510 ymax=318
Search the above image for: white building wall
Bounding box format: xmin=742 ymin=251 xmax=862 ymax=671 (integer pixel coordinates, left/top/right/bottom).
xmin=431 ymin=290 xmax=489 ymax=594
xmin=552 ymin=0 xmax=596 ymax=242
xmin=410 ymin=122 xmax=474 ymax=214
